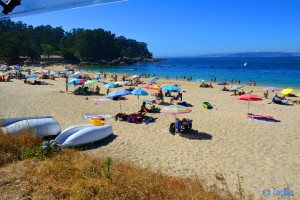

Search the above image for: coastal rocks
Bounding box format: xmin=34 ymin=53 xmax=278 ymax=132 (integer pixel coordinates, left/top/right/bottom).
xmin=79 ymin=57 xmax=165 ymax=66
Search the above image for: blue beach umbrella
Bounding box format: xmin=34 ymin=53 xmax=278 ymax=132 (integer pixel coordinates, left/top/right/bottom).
xmin=59 ymin=70 xmax=68 ymax=74
xmin=26 ymin=74 xmax=38 ymax=78
xmin=107 ymin=89 xmax=132 ymax=98
xmin=10 ymin=69 xmax=20 ymax=73
xmin=69 ymin=73 xmax=81 ymax=78
xmin=162 ymin=85 xmax=181 ymax=91
xmin=103 ymin=83 xmax=117 ymax=88
xmin=107 ymin=89 xmax=132 ymax=112
xmin=67 ymin=79 xmax=84 ymax=86
xmin=131 ymin=88 xmax=148 ymax=103
xmin=50 ymin=71 xmax=57 ymax=76
xmin=94 ymin=75 xmax=101 ymax=79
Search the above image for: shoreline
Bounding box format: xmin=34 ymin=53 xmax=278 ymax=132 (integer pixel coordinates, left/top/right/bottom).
xmin=69 ymin=65 xmax=300 ymax=90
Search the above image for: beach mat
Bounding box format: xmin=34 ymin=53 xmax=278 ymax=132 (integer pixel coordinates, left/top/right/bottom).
xmin=82 ymin=114 xmax=112 ymax=119
xmin=247 ymin=114 xmax=280 ymax=123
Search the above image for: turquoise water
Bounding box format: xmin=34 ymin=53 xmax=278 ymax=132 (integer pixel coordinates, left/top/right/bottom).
xmin=77 ymin=57 xmax=300 ymax=89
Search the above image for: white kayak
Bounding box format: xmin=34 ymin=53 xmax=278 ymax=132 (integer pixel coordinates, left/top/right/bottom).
xmin=55 ymin=124 xmax=113 ymax=147
xmin=1 ymin=116 xmax=61 ymax=137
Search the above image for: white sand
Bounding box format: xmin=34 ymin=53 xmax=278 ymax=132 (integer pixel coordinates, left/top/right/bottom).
xmin=1 ymin=66 xmax=299 ymax=199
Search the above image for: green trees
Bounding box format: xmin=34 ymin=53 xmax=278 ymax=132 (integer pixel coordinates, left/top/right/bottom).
xmin=0 ymin=20 xmax=152 ymax=65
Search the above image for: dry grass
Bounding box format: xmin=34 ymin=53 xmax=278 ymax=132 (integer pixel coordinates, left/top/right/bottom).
xmin=0 ymin=150 xmax=238 ymax=200
xmin=0 ymin=129 xmax=42 ymax=167
xmin=0 ymin=128 xmax=241 ymax=199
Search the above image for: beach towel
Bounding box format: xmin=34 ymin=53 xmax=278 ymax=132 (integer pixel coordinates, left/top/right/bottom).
xmin=82 ymin=114 xmax=112 ymax=119
xmin=247 ymin=114 xmax=280 ymax=123
xmin=93 ymin=98 xmax=110 ymax=102
xmin=143 ymin=100 xmax=153 ymax=105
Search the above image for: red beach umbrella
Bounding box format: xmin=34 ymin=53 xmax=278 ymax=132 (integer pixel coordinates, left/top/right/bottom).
xmin=237 ymin=94 xmax=263 ymax=114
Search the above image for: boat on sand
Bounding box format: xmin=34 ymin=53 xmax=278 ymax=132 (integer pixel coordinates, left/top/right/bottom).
xmin=55 ymin=124 xmax=113 ymax=147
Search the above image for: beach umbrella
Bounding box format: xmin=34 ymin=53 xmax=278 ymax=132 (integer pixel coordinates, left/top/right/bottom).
xmin=83 ymin=80 xmax=97 ymax=86
xmin=161 ymin=105 xmax=192 ymax=132
xmin=103 ymin=83 xmax=117 ymax=88
xmin=67 ymin=79 xmax=87 ymax=86
xmin=107 ymin=89 xmax=131 ymax=98
xmin=264 ymin=87 xmax=281 ymax=91
xmin=229 ymin=85 xmax=244 ymax=91
xmin=69 ymin=73 xmax=81 ymax=78
xmin=59 ymin=70 xmax=68 ymax=74
xmin=132 ymin=75 xmax=139 ymax=78
xmin=218 ymin=81 xmax=228 ymax=85
xmin=144 ymin=84 xmax=161 ymax=90
xmin=94 ymin=75 xmax=101 ymax=79
xmin=281 ymin=88 xmax=293 ymax=95
xmin=148 ymin=77 xmax=159 ymax=85
xmin=107 ymin=78 xmax=115 ymax=82
xmin=115 ymin=81 xmax=129 ymax=86
xmin=131 ymin=88 xmax=148 ymax=103
xmin=162 ymin=85 xmax=180 ymax=91
xmin=50 ymin=71 xmax=57 ymax=76
xmin=296 ymin=93 xmax=300 ymax=97
xmin=25 ymin=74 xmax=38 ymax=78
xmin=195 ymin=79 xmax=205 ymax=82
xmin=9 ymin=69 xmax=20 ymax=73
xmin=107 ymin=89 xmax=132 ymax=112
xmin=160 ymin=105 xmax=192 ymax=114
xmin=237 ymin=94 xmax=263 ymax=114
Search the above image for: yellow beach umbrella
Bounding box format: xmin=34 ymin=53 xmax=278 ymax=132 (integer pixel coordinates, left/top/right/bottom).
xmin=152 ymin=84 xmax=161 ymax=90
xmin=281 ymin=88 xmax=293 ymax=95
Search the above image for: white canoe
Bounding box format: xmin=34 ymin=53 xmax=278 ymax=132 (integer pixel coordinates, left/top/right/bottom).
xmin=1 ymin=116 xmax=61 ymax=137
xmin=55 ymin=124 xmax=113 ymax=147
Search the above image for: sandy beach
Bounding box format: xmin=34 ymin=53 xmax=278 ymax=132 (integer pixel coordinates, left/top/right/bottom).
xmin=1 ymin=65 xmax=299 ymax=199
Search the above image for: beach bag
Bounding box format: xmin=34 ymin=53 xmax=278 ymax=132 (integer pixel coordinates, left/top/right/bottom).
xmin=169 ymin=122 xmax=175 ymax=133
xmin=202 ymin=102 xmax=213 ymax=109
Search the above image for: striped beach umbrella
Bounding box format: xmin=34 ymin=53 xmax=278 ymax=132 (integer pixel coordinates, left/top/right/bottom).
xmin=160 ymin=105 xmax=192 ymax=114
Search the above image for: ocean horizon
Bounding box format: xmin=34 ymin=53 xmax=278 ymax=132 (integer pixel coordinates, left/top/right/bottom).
xmin=77 ymin=57 xmax=300 ymax=89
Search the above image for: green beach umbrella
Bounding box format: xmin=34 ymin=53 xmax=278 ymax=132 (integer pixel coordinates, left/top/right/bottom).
xmin=83 ymin=80 xmax=97 ymax=86
xmin=296 ymin=93 xmax=300 ymax=97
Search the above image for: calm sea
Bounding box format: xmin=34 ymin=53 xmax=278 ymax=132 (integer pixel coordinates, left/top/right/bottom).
xmin=78 ymin=57 xmax=300 ymax=89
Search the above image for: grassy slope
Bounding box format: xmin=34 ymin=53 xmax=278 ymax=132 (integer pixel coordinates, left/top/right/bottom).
xmin=0 ymin=131 xmax=243 ymax=199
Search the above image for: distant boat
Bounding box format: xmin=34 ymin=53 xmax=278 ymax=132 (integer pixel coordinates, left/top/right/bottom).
xmin=244 ymin=62 xmax=248 ymax=67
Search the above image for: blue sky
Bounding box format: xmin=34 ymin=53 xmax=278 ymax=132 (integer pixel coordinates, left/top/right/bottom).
xmin=12 ymin=0 xmax=300 ymax=57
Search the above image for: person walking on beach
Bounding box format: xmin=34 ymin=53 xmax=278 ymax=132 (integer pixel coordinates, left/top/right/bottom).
xmin=106 ymin=89 xmax=110 ymax=95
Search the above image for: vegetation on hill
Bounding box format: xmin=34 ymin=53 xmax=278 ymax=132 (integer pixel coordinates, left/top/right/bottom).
xmin=0 ymin=20 xmax=152 ymax=64
xmin=0 ymin=130 xmax=246 ymax=199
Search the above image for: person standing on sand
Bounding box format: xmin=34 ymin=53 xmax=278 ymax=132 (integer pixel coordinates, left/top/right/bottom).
xmin=66 ymin=77 xmax=68 ymax=92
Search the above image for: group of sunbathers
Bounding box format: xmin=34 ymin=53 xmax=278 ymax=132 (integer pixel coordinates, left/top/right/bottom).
xmin=115 ymin=112 xmax=157 ymax=124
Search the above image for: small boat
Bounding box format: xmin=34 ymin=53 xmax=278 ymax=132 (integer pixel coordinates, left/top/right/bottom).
xmin=1 ymin=116 xmax=61 ymax=137
xmin=244 ymin=62 xmax=248 ymax=67
xmin=55 ymin=124 xmax=113 ymax=147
